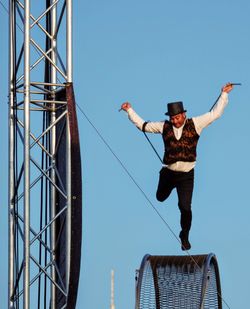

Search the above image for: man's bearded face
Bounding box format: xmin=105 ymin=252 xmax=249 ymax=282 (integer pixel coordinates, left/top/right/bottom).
xmin=170 ymin=113 xmax=186 ymax=128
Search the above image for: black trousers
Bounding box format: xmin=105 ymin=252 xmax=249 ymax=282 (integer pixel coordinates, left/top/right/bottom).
xmin=156 ymin=167 xmax=194 ymax=234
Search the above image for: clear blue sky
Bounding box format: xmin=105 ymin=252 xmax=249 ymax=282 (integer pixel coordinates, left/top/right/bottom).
xmin=1 ymin=1 xmax=250 ymax=308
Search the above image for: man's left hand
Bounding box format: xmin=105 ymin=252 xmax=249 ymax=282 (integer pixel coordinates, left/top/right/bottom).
xmin=222 ymin=83 xmax=234 ymax=93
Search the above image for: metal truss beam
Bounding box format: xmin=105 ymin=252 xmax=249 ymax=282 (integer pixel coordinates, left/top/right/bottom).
xmin=8 ymin=1 xmax=81 ymax=309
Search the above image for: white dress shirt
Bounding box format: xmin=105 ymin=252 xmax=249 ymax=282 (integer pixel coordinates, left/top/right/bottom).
xmin=126 ymin=92 xmax=228 ymax=172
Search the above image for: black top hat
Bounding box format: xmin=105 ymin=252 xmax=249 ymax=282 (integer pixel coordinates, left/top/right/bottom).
xmin=165 ymin=101 xmax=186 ymax=116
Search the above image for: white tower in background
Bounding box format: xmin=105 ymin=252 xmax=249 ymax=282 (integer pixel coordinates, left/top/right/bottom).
xmin=110 ymin=269 xmax=115 ymax=309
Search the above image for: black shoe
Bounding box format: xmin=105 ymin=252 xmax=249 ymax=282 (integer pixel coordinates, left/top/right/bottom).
xmin=179 ymin=231 xmax=191 ymax=251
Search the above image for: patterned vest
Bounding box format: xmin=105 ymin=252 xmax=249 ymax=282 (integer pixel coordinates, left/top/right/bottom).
xmin=162 ymin=119 xmax=199 ymax=165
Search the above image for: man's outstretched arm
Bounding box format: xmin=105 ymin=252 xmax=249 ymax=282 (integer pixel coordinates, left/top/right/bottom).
xmin=193 ymin=83 xmax=234 ymax=134
xmin=120 ymin=102 xmax=164 ymax=133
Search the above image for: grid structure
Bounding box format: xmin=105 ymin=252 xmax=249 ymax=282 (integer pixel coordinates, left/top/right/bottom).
xmin=135 ymin=254 xmax=222 ymax=309
xmin=8 ymin=1 xmax=82 ymax=309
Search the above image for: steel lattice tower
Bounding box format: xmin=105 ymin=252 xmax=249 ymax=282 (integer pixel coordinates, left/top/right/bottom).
xmin=8 ymin=1 xmax=82 ymax=308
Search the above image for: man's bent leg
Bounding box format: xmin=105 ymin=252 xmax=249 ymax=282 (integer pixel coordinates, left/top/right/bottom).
xmin=156 ymin=168 xmax=174 ymax=202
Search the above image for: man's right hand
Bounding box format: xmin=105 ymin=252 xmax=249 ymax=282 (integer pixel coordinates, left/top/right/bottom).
xmin=120 ymin=102 xmax=131 ymax=112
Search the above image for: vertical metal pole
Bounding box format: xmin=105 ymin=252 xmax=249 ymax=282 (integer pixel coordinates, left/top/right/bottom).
xmin=50 ymin=1 xmax=57 ymax=308
xmin=66 ymin=105 xmax=71 ymax=293
xmin=67 ymin=0 xmax=73 ymax=82
xmin=8 ymin=0 xmax=15 ymax=308
xmin=66 ymin=0 xmax=72 ymax=292
xmin=110 ymin=270 xmax=115 ymax=309
xmin=24 ymin=0 xmax=30 ymax=308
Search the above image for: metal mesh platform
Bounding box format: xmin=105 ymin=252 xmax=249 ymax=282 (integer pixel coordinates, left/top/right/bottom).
xmin=135 ymin=254 xmax=222 ymax=309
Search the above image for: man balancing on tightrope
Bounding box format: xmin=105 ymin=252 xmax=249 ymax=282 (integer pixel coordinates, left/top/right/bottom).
xmin=120 ymin=83 xmax=234 ymax=251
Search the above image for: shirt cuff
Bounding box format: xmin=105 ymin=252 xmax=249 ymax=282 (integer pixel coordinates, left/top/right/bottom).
xmin=127 ymin=107 xmax=133 ymax=114
xmin=221 ymin=92 xmax=228 ymax=99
